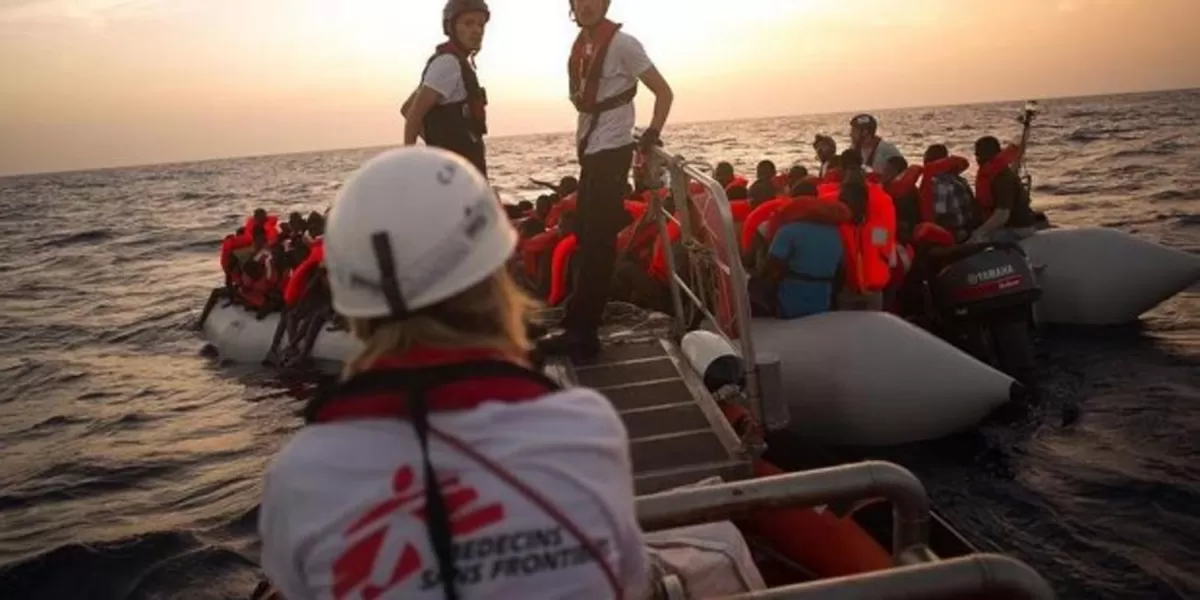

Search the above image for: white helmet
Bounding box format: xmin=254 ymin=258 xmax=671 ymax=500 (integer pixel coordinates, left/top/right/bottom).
xmin=324 ymin=147 xmax=516 ymax=319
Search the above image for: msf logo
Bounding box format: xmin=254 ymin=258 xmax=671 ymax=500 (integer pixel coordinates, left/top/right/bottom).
xmin=331 ymin=465 xmax=506 ymax=600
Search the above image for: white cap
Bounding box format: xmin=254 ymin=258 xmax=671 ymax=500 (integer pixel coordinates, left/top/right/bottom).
xmin=324 ymin=147 xmax=517 ymax=319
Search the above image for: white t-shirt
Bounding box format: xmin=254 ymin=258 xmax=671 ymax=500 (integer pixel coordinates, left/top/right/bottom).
xmin=259 ymin=387 xmax=649 ymax=600
xmin=862 ymin=139 xmax=903 ymax=175
xmin=422 ymin=54 xmax=468 ymax=105
xmin=575 ymin=31 xmax=654 ymax=157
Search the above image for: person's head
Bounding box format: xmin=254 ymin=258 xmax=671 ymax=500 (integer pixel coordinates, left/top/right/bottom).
xmin=974 ymin=136 xmax=1002 ymax=166
xmin=714 ymin=161 xmax=735 ymax=186
xmin=839 ymin=148 xmax=863 ymax=172
xmin=324 ymin=147 xmax=532 ymax=380
xmin=726 ymin=183 xmax=749 ymax=201
xmin=749 ymin=180 xmax=775 ymax=206
xmin=252 ymin=208 xmax=268 ymax=224
xmin=923 ymin=144 xmax=949 ymax=165
xmin=516 ymin=199 xmax=534 ymax=214
xmin=882 ymin=155 xmax=908 ymax=184
xmin=307 ymin=211 xmax=326 ymax=237
xmin=443 ymin=0 xmax=489 ymax=52
xmin=279 ymin=222 xmax=293 ymax=239
xmin=755 ymin=160 xmax=777 ymax=182
xmin=556 ymin=175 xmax=579 ymax=197
xmin=570 ymin=0 xmax=610 ymax=27
xmin=813 ymin=134 xmax=837 ymax=163
xmin=789 ymin=180 xmax=818 ymax=198
xmin=288 ymin=211 xmax=305 ymax=230
xmin=787 ymin=165 xmax=808 ymax=185
xmin=535 ymin=195 xmax=554 ymax=219
xmin=849 ymin=114 xmax=878 ymax=148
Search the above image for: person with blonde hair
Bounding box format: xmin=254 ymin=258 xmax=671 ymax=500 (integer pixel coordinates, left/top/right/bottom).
xmin=258 ymin=147 xmax=648 ymax=599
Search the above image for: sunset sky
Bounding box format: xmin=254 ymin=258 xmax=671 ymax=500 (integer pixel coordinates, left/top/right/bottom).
xmin=1 ymin=0 xmax=1196 ymax=175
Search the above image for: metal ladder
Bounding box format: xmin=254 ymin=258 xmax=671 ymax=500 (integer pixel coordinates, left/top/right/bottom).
xmin=543 ymin=334 xmax=753 ymax=495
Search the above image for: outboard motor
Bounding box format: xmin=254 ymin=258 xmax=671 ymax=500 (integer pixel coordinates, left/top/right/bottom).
xmin=929 ymin=242 xmax=1042 ymax=387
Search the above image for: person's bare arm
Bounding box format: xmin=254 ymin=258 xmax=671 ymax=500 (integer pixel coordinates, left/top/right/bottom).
xmin=402 ymin=86 xmax=441 ymax=145
xmin=638 ymin=67 xmax=673 ymax=133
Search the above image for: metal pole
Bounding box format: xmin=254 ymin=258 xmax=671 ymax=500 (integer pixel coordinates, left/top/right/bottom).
xmin=715 ymin=554 xmax=1056 ymax=600
xmin=635 ymin=461 xmax=931 ymax=558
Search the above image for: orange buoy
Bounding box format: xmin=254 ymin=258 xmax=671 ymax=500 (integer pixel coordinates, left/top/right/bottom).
xmin=720 ymin=403 xmax=893 ymax=577
xmin=741 ymin=198 xmax=788 ymax=253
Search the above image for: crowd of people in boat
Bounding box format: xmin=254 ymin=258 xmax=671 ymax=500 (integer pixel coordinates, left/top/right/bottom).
xmin=505 ymin=112 xmax=1041 ymax=325
xmin=205 ymin=208 xmax=340 ymax=365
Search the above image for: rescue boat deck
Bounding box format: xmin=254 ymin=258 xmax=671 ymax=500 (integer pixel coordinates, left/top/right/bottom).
xmin=543 ymin=333 xmax=754 ymax=495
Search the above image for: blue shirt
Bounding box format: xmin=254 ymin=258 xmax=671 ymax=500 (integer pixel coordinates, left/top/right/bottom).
xmin=768 ymin=221 xmax=844 ymax=318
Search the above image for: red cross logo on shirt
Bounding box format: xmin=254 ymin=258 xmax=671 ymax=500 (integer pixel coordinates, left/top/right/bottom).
xmin=331 ymin=464 xmax=506 ymax=600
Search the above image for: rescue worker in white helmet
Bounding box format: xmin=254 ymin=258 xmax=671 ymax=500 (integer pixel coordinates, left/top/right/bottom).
xmin=257 ymin=147 xmax=649 ymax=600
xmin=402 ymin=0 xmax=492 ymax=178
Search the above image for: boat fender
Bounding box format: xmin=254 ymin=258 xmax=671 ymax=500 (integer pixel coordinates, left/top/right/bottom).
xmin=681 ymin=330 xmax=744 ymax=392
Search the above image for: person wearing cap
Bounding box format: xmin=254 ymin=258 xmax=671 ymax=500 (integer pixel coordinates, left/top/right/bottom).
xmin=848 ymin=114 xmax=904 ymax=176
xmin=258 ymin=147 xmax=650 ymax=600
xmin=538 ymin=0 xmax=674 ymax=359
xmin=812 ymin=134 xmax=838 ymax=178
xmin=402 ymin=0 xmax=492 ymax=177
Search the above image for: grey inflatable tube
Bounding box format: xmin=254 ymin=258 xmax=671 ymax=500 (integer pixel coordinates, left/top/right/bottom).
xmin=743 ymin=312 xmax=1014 ymax=446
xmin=202 ymin=303 xmax=361 ymax=364
xmin=1020 ymin=227 xmax=1200 ymax=326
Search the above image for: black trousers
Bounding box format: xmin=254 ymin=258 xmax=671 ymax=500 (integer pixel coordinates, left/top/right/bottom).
xmin=563 ymin=143 xmax=635 ymax=334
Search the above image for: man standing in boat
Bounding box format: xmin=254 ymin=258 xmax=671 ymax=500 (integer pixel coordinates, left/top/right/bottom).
xmin=401 ymin=0 xmax=491 ymax=178
xmin=849 ymin=114 xmax=904 ymax=175
xmin=537 ymin=0 xmax=674 ymax=359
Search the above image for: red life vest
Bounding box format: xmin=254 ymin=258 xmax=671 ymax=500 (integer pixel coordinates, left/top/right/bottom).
xmin=519 ymin=230 xmax=562 ymax=281
xmin=548 ymin=234 xmax=579 ymax=306
xmin=729 ymin=200 xmax=752 ymax=224
xmin=770 ymin=174 xmax=789 ymax=193
xmin=239 ymin=272 xmax=275 ymax=308
xmin=647 ymin=221 xmax=681 ymax=283
xmin=741 ymin=198 xmax=789 ymax=253
xmin=724 ymin=175 xmax=749 ymax=194
xmin=911 ymin=222 xmax=956 ymax=248
xmin=885 ymin=165 xmax=922 ymax=203
xmin=917 ymin=156 xmax=970 ymax=223
xmin=284 ymin=238 xmax=325 ymax=308
xmin=817 ymin=183 xmax=895 ymax=294
xmin=569 ymin=19 xmax=627 ymax=113
xmin=821 ymin=168 xmax=843 ymax=185
xmin=545 ymin=194 xmax=577 ymax=229
xmin=764 ymin=196 xmax=852 ymax=245
xmin=975 ymin=144 xmax=1022 ymax=217
xmin=243 ymin=215 xmax=279 ymax=242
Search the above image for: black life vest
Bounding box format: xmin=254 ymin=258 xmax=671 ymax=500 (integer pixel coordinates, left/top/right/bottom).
xmin=421 ymin=43 xmax=489 ymax=178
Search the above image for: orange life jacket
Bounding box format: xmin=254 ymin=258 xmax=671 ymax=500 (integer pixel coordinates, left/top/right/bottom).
xmin=917 ymin=156 xmax=971 ymax=222
xmin=821 ymin=168 xmax=843 ymax=185
xmin=911 ymin=222 xmax=956 ymax=248
xmin=885 ymin=165 xmax=923 ymax=202
xmin=219 ymin=233 xmax=250 ymax=271
xmin=519 ymin=230 xmax=561 ymax=280
xmin=817 ymin=182 xmax=896 ymax=294
xmin=741 ymin=198 xmax=789 ymax=253
xmin=239 ymin=271 xmax=276 ymax=309
xmin=647 ymin=221 xmax=682 ymax=282
xmin=243 ymin=215 xmax=279 ymax=242
xmin=764 ymin=196 xmax=853 ymax=244
xmin=284 ymin=239 xmax=325 ymax=308
xmin=729 ymin=199 xmax=752 ymax=224
xmin=724 ymin=175 xmax=749 ymax=194
xmin=975 ymin=144 xmax=1022 ymax=217
xmin=547 ymin=234 xmax=579 ymax=306
xmin=771 ymin=173 xmax=789 ymax=192
xmin=544 ymin=194 xmax=577 ymax=229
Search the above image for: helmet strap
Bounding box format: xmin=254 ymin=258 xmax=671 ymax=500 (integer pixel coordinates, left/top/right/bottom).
xmin=371 ymin=232 xmax=410 ymax=318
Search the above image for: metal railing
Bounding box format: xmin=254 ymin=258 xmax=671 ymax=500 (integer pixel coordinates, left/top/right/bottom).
xmin=638 ymin=140 xmax=786 ymax=430
xmin=636 ymin=461 xmax=930 ymax=559
xmin=635 ymin=461 xmax=1057 ymax=599
xmin=717 ymin=554 xmax=1056 ymax=600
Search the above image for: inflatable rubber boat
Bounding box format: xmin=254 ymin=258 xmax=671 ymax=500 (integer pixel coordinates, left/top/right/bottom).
xmin=683 ymin=313 xmax=1016 ymax=447
xmin=201 ymin=301 xmax=359 ymax=364
xmin=1020 ymin=227 xmax=1200 ymax=326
